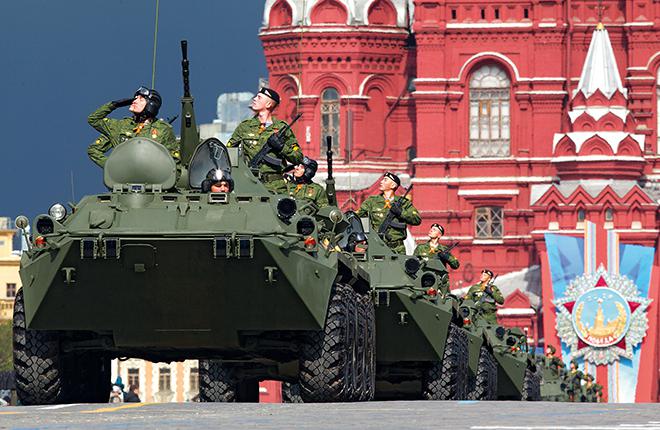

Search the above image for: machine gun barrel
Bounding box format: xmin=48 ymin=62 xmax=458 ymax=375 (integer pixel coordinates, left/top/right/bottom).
xmin=249 ymin=113 xmax=302 ymax=170
xmin=178 ymin=40 xmax=199 ymax=167
xmin=181 ymin=40 xmax=190 ymax=98
xmin=377 ymin=184 xmax=413 ymax=238
xmin=325 ymin=135 xmax=337 ymax=206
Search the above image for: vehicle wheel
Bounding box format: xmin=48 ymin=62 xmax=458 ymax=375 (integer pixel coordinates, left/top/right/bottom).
xmin=422 ymin=324 xmax=468 ymax=400
xmin=522 ymin=367 xmax=541 ymax=401
xmin=299 ymin=283 xmax=358 ymax=402
xmin=281 ymin=382 xmax=304 ymax=403
xmin=198 ymin=360 xmax=237 ymax=402
xmin=71 ymin=352 xmax=111 ymax=403
xmin=467 ymin=346 xmax=497 ymax=400
xmin=13 ymin=289 xmax=69 ymax=405
xmin=357 ymin=292 xmax=375 ymax=401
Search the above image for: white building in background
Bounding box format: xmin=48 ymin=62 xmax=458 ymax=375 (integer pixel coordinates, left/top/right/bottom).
xmin=110 ymin=359 xmax=199 ymax=403
xmin=199 ymin=92 xmax=254 ymax=142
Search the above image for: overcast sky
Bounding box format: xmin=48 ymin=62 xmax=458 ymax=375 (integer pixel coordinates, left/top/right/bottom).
xmin=0 ymin=0 xmax=267 ymax=223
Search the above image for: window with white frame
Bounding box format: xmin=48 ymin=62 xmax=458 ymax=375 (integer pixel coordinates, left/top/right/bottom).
xmin=475 ymin=207 xmax=503 ymax=238
xmin=469 ymin=64 xmax=511 ymax=157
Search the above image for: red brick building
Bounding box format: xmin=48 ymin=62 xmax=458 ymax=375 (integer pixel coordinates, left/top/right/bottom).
xmin=259 ymin=0 xmax=660 ymax=400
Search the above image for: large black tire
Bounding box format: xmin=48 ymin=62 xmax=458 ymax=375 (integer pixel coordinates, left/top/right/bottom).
xmin=281 ymin=382 xmax=304 ymax=403
xmin=467 ymin=346 xmax=498 ymax=400
xmin=358 ymin=292 xmax=376 ymax=401
xmin=199 ymin=360 xmax=236 ymax=402
xmin=522 ymin=367 xmax=541 ymax=401
xmin=13 ymin=289 xmax=67 ymax=405
xmin=422 ymin=324 xmax=468 ymax=400
xmin=299 ymin=283 xmax=359 ymax=402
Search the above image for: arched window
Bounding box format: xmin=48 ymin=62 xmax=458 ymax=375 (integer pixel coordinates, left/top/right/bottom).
xmin=475 ymin=206 xmax=503 ymax=239
xmin=321 ymin=88 xmax=340 ymax=156
xmin=605 ymin=208 xmax=614 ymax=222
xmin=368 ymin=0 xmax=397 ymax=26
xmin=269 ymin=0 xmax=293 ymax=27
xmin=469 ymin=64 xmax=511 ymax=157
xmin=310 ymin=0 xmax=347 ymax=24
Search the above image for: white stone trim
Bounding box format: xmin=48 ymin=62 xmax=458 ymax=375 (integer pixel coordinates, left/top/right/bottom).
xmin=515 ymin=90 xmax=567 ymax=95
xmin=286 ymin=73 xmax=302 ymax=97
xmin=552 ymin=131 xmax=645 ymax=152
xmin=413 ymin=156 xmax=554 ymax=163
xmin=497 ymin=308 xmax=536 ymax=316
xmin=411 ymin=176 xmax=554 ymax=184
xmin=457 ymin=189 xmax=520 ymax=196
xmin=567 ymin=107 xmax=630 ymax=123
xmin=260 ymin=26 xmax=408 ymax=36
xmin=551 ymin=155 xmax=646 ymax=163
xmin=538 ymin=22 xmax=557 ymax=28
xmin=412 ymin=90 xmax=464 ymax=95
xmin=447 ymin=22 xmax=532 ymax=29
xmin=457 ymin=52 xmax=521 ymax=81
xmin=472 ymin=239 xmax=504 ymax=244
xmin=358 ymin=74 xmax=376 ymax=96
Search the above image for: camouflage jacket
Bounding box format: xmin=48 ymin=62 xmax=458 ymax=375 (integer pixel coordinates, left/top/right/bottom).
xmin=413 ymin=241 xmax=460 ymax=269
xmin=356 ymin=194 xmax=421 ymax=244
xmin=465 ymin=282 xmax=504 ymax=319
xmin=284 ymin=180 xmax=329 ymax=212
xmin=87 ymin=102 xmax=179 ymax=167
xmin=226 ymin=116 xmax=303 ymax=177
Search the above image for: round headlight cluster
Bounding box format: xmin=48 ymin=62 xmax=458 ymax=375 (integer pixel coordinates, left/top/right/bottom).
xmin=421 ymin=272 xmax=436 ymax=288
xmin=404 ymin=258 xmax=421 ymax=276
xmin=277 ymin=198 xmax=297 ymax=220
xmin=48 ymin=203 xmax=67 ymax=221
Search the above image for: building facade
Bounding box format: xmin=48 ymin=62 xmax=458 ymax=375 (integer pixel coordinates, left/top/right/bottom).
xmin=259 ymin=0 xmax=660 ymax=401
xmin=0 ymin=218 xmax=19 ymax=321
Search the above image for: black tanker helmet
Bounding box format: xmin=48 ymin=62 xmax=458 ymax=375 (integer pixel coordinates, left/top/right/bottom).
xmin=134 ymin=86 xmax=162 ymax=118
xmin=301 ymin=156 xmax=318 ymax=183
xmin=201 ymin=168 xmax=234 ymax=193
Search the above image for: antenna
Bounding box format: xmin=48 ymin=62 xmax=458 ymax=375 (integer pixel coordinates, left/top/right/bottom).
xmin=151 ymin=0 xmax=161 ymax=87
xmin=596 ymin=0 xmax=604 ymax=26
xmin=70 ymin=170 xmax=76 ymax=202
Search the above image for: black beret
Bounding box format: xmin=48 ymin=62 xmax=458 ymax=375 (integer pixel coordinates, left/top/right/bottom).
xmin=383 ymin=172 xmax=401 ymax=187
xmin=259 ymin=87 xmax=280 ymax=105
xmin=431 ymin=223 xmax=444 ymax=235
xmin=482 ymin=269 xmax=494 ymax=277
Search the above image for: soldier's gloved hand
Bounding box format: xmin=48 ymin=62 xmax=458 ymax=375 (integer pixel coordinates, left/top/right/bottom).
xmin=111 ymin=98 xmax=134 ymax=109
xmin=389 ymin=204 xmax=402 ymax=217
xmin=267 ymin=133 xmax=285 ymax=153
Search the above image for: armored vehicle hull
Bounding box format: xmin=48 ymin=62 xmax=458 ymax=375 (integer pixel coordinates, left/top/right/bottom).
xmin=13 ymin=138 xmax=375 ymax=404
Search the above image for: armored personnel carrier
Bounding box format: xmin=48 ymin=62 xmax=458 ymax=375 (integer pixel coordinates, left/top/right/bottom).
xmin=12 ymin=42 xmax=375 ymax=405
xmin=459 ymin=299 xmax=541 ymax=400
xmin=332 ymin=212 xmax=469 ymax=401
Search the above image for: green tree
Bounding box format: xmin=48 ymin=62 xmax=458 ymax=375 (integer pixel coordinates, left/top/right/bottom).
xmin=0 ymin=320 xmax=12 ymax=371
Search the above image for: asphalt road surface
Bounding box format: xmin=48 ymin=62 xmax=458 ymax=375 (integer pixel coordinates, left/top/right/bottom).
xmin=1 ymin=401 xmax=659 ymax=429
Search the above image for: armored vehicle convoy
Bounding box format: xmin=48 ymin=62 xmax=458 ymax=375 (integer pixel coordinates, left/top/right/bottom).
xmin=334 ymin=213 xmax=469 ymax=401
xmin=459 ymin=299 xmax=541 ymax=400
xmin=12 ymin=42 xmax=375 ymax=405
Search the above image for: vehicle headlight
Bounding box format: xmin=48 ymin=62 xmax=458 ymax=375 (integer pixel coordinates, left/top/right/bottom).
xmin=48 ymin=203 xmax=67 ymax=221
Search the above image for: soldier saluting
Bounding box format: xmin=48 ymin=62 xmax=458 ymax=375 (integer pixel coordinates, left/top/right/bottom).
xmin=464 ymin=269 xmax=504 ymax=324
xmin=414 ymin=223 xmax=460 ymax=269
xmin=87 ymin=86 xmax=178 ymax=167
xmin=227 ymin=87 xmax=303 ymax=193
xmin=357 ymin=172 xmax=421 ymax=254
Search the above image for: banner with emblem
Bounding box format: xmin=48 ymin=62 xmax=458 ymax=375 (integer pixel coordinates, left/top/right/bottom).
xmin=544 ymin=225 xmax=655 ymax=402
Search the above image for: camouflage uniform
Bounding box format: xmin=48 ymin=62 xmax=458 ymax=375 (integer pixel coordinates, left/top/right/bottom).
xmin=227 ymin=116 xmax=303 ymax=193
xmin=87 ymin=102 xmax=179 ymax=167
xmin=414 ymin=241 xmax=460 ymax=269
xmin=356 ymin=194 xmax=421 ymax=253
xmin=465 ymin=282 xmax=504 ymax=324
xmin=284 ymin=181 xmax=328 ymax=213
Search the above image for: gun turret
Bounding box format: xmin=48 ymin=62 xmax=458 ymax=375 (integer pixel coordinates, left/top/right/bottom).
xmin=325 ymin=136 xmax=337 ymax=206
xmin=179 ymin=40 xmax=199 ymax=167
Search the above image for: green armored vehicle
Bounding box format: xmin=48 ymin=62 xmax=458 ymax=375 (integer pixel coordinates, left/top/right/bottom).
xmin=333 ymin=213 xmax=469 ymax=401
xmin=459 ymin=299 xmax=540 ymax=400
xmin=12 ymin=42 xmax=375 ymax=405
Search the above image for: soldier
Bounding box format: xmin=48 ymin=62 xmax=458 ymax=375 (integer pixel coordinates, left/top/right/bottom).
xmin=413 ymin=223 xmax=459 ymax=269
xmin=283 ymin=156 xmax=328 ymax=212
xmin=201 ymin=169 xmax=234 ymax=193
xmin=567 ymin=359 xmax=585 ymax=402
xmin=345 ymin=232 xmax=368 ymax=253
xmin=544 ymin=344 xmax=564 ymax=373
xmin=87 ymin=86 xmax=178 ymax=167
xmin=356 ymin=172 xmax=421 ymax=254
xmin=464 ymin=269 xmax=504 ymax=324
xmin=227 ymin=87 xmax=303 ymax=192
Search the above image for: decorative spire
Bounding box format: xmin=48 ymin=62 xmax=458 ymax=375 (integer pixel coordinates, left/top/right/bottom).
xmin=575 ymin=24 xmax=626 ymax=99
